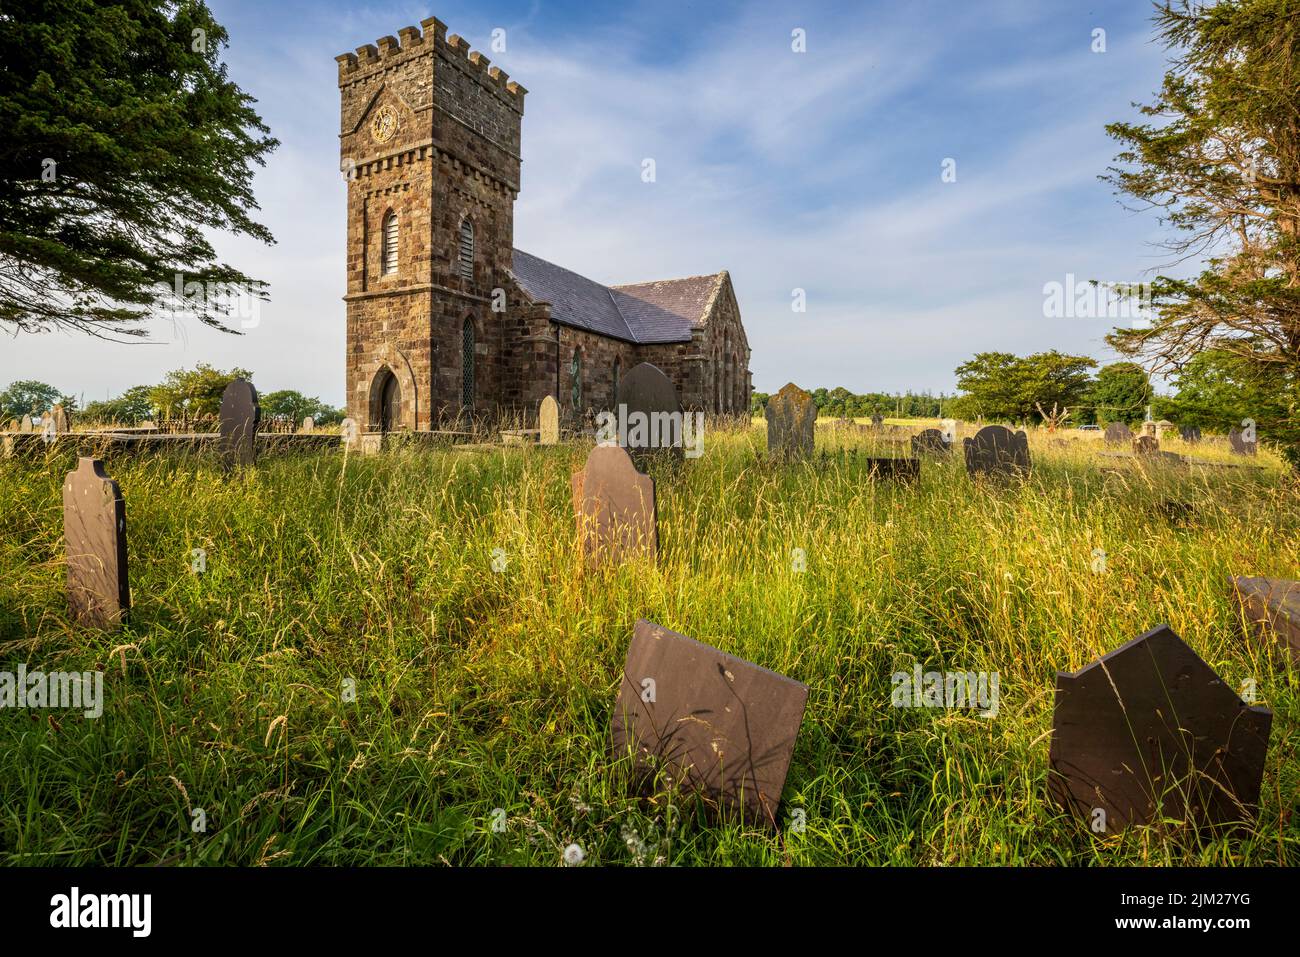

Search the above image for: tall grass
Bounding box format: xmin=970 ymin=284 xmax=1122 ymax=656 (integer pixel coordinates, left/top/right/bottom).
xmin=0 ymin=422 xmax=1296 ymax=865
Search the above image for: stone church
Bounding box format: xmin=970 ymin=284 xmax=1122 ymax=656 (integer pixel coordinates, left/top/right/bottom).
xmin=336 ymin=16 xmax=752 ymax=432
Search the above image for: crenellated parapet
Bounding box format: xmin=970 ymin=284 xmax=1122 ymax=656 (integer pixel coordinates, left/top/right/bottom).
xmin=335 ymin=16 xmax=527 ymax=115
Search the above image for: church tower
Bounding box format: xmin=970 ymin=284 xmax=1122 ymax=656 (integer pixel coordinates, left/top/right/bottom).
xmin=336 ymin=17 xmax=526 ymax=431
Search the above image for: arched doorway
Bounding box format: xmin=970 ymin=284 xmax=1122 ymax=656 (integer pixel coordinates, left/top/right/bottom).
xmin=372 ymin=367 xmax=401 ymax=433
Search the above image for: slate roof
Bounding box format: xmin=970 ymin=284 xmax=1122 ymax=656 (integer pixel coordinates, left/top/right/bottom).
xmin=511 ymin=248 xmax=721 ymax=345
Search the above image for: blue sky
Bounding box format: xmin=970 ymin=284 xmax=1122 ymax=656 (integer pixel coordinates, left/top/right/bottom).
xmin=4 ymin=0 xmax=1188 ymax=406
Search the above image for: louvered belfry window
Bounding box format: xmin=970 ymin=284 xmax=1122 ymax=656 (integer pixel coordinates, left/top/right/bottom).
xmin=458 ymin=219 xmax=474 ymax=281
xmin=382 ymin=211 xmax=398 ymax=275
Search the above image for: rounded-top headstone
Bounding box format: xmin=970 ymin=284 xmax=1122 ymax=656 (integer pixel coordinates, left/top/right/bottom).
xmin=301 ymin=416 xmax=315 ymax=433
xmin=218 ymin=378 xmax=260 ymax=468
xmin=911 ymin=428 xmax=951 ymax=456
xmin=615 ymin=362 xmax=682 ymax=462
xmin=963 ymin=424 xmax=1031 ymax=478
xmin=539 ymin=395 xmax=560 ymax=445
xmin=1104 ymin=421 xmax=1133 ymax=444
xmin=764 ymin=383 xmax=816 ymax=460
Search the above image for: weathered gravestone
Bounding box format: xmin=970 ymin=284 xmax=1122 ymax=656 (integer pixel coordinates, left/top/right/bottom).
xmin=340 ymin=417 xmax=359 ymax=449
xmin=1228 ymin=428 xmax=1257 ymax=456
xmin=1104 ymin=422 xmax=1133 ymax=444
xmin=1230 ymin=576 xmax=1300 ymax=666
xmin=764 ymin=383 xmax=816 ymax=460
xmin=1180 ymin=425 xmax=1202 ymax=444
xmin=17 ymin=415 xmax=32 ymax=434
xmin=1140 ymin=421 xmax=1157 ymax=438
xmin=300 ymin=416 xmax=315 ymax=434
xmin=940 ymin=418 xmax=959 ymax=443
xmin=571 ymin=444 xmax=657 ymax=565
xmin=911 ymin=428 xmax=950 ymax=456
xmin=52 ymin=404 xmax=71 ymax=433
xmin=1132 ymin=435 xmax=1160 ymax=456
xmin=1049 ymin=624 xmax=1272 ymax=833
xmin=963 ymin=425 xmax=1030 ymax=479
xmin=218 ymin=378 xmax=260 ymax=468
xmin=539 ymin=395 xmax=560 ymax=446
xmin=611 ymin=618 xmax=808 ymax=825
xmin=63 ymin=457 xmax=130 ymax=628
xmin=870 ymin=414 xmax=884 ymax=429
xmin=615 ymin=362 xmax=683 ymax=463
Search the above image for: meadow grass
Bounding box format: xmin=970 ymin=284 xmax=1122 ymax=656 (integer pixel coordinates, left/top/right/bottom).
xmin=0 ymin=422 xmax=1297 ymax=866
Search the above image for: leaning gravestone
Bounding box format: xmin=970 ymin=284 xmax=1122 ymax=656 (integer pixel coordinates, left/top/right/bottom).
xmin=1049 ymin=624 xmax=1272 ymax=834
xmin=300 ymin=416 xmax=315 ymax=434
xmin=539 ymin=395 xmax=560 ymax=446
xmin=764 ymin=383 xmax=816 ymax=460
xmin=1104 ymin=422 xmax=1133 ymax=444
xmin=63 ymin=457 xmax=130 ymax=628
xmin=1180 ymin=425 xmax=1202 ymax=444
xmin=616 ymin=362 xmax=682 ymax=463
xmin=1228 ymin=428 xmax=1257 ymax=456
xmin=1230 ymin=576 xmax=1300 ymax=666
xmin=218 ymin=378 xmax=260 ymax=468
xmin=571 ymin=444 xmax=657 ymax=566
xmin=612 ymin=618 xmax=808 ymax=826
xmin=911 ymin=428 xmax=950 ymax=456
xmin=963 ymin=425 xmax=1030 ymax=479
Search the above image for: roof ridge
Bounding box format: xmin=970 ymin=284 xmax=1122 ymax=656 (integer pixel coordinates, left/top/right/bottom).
xmin=610 ymin=270 xmax=725 ymax=289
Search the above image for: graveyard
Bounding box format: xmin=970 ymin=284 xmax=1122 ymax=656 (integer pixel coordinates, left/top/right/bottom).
xmin=1 ymin=408 xmax=1296 ymax=866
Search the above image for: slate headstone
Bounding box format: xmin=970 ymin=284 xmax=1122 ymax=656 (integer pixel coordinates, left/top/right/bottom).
xmin=571 ymin=444 xmax=657 ymax=566
xmin=764 ymin=383 xmax=816 ymax=460
xmin=1230 ymin=576 xmax=1300 ymax=666
xmin=611 ymin=618 xmax=808 ymax=825
xmin=1049 ymin=624 xmax=1272 ymax=833
xmin=218 ymin=378 xmax=260 ymax=468
xmin=616 ymin=362 xmax=682 ymax=462
xmin=1104 ymin=422 xmax=1133 ymax=444
xmin=911 ymin=428 xmax=951 ymax=456
xmin=963 ymin=425 xmax=1031 ymax=478
xmin=539 ymin=395 xmax=560 ymax=446
xmin=1180 ymin=425 xmax=1202 ymax=444
xmin=63 ymin=457 xmax=130 ymax=628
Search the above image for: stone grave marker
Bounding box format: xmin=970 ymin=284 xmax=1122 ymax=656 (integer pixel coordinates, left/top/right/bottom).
xmin=940 ymin=418 xmax=958 ymax=443
xmin=340 ymin=417 xmax=359 ymax=449
xmin=52 ymin=404 xmax=71 ymax=433
xmin=1140 ymin=421 xmax=1157 ymax=438
xmin=539 ymin=395 xmax=560 ymax=446
xmin=1049 ymin=623 xmax=1272 ymax=833
xmin=1230 ymin=576 xmax=1300 ymax=666
xmin=764 ymin=383 xmax=816 ymax=460
xmin=1228 ymin=428 xmax=1257 ymax=456
xmin=911 ymin=428 xmax=950 ymax=456
xmin=571 ymin=444 xmax=657 ymax=565
xmin=218 ymin=378 xmax=260 ymax=468
xmin=870 ymin=414 xmax=884 ymax=429
xmin=301 ymin=416 xmax=315 ymax=433
xmin=17 ymin=415 xmax=32 ymax=434
xmin=1104 ymin=422 xmax=1133 ymax=444
xmin=1180 ymin=425 xmax=1202 ymax=444
xmin=1132 ymin=435 xmax=1160 ymax=456
xmin=616 ymin=362 xmax=683 ymax=463
xmin=963 ymin=425 xmax=1030 ymax=479
xmin=611 ymin=618 xmax=808 ymax=825
xmin=63 ymin=457 xmax=130 ymax=628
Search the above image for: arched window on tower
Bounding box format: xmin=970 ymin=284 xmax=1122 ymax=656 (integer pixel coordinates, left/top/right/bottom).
xmin=458 ymin=219 xmax=475 ymax=281
xmin=381 ymin=210 xmax=398 ymax=276
xmin=462 ymin=318 xmax=475 ymax=407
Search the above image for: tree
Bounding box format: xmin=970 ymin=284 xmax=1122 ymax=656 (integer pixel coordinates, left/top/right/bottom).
xmin=79 ymin=385 xmax=154 ymax=425
xmin=260 ymin=390 xmax=344 ymax=426
xmin=0 ymin=379 xmax=60 ymax=419
xmin=1155 ymin=348 xmax=1288 ymax=431
xmin=149 ymin=363 xmax=252 ymax=418
xmin=1103 ymin=0 xmax=1300 ymax=464
xmin=0 ymin=0 xmax=278 ymax=338
xmin=954 ymin=351 xmax=1096 ymax=423
xmin=1086 ymin=362 xmax=1154 ymax=425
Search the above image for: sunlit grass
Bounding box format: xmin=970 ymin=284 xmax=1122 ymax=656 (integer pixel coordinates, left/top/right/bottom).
xmin=0 ymin=421 xmax=1296 ymax=865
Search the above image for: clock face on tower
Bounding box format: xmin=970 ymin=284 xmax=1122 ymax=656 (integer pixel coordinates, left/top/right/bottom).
xmin=371 ymin=106 xmax=397 ymax=143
